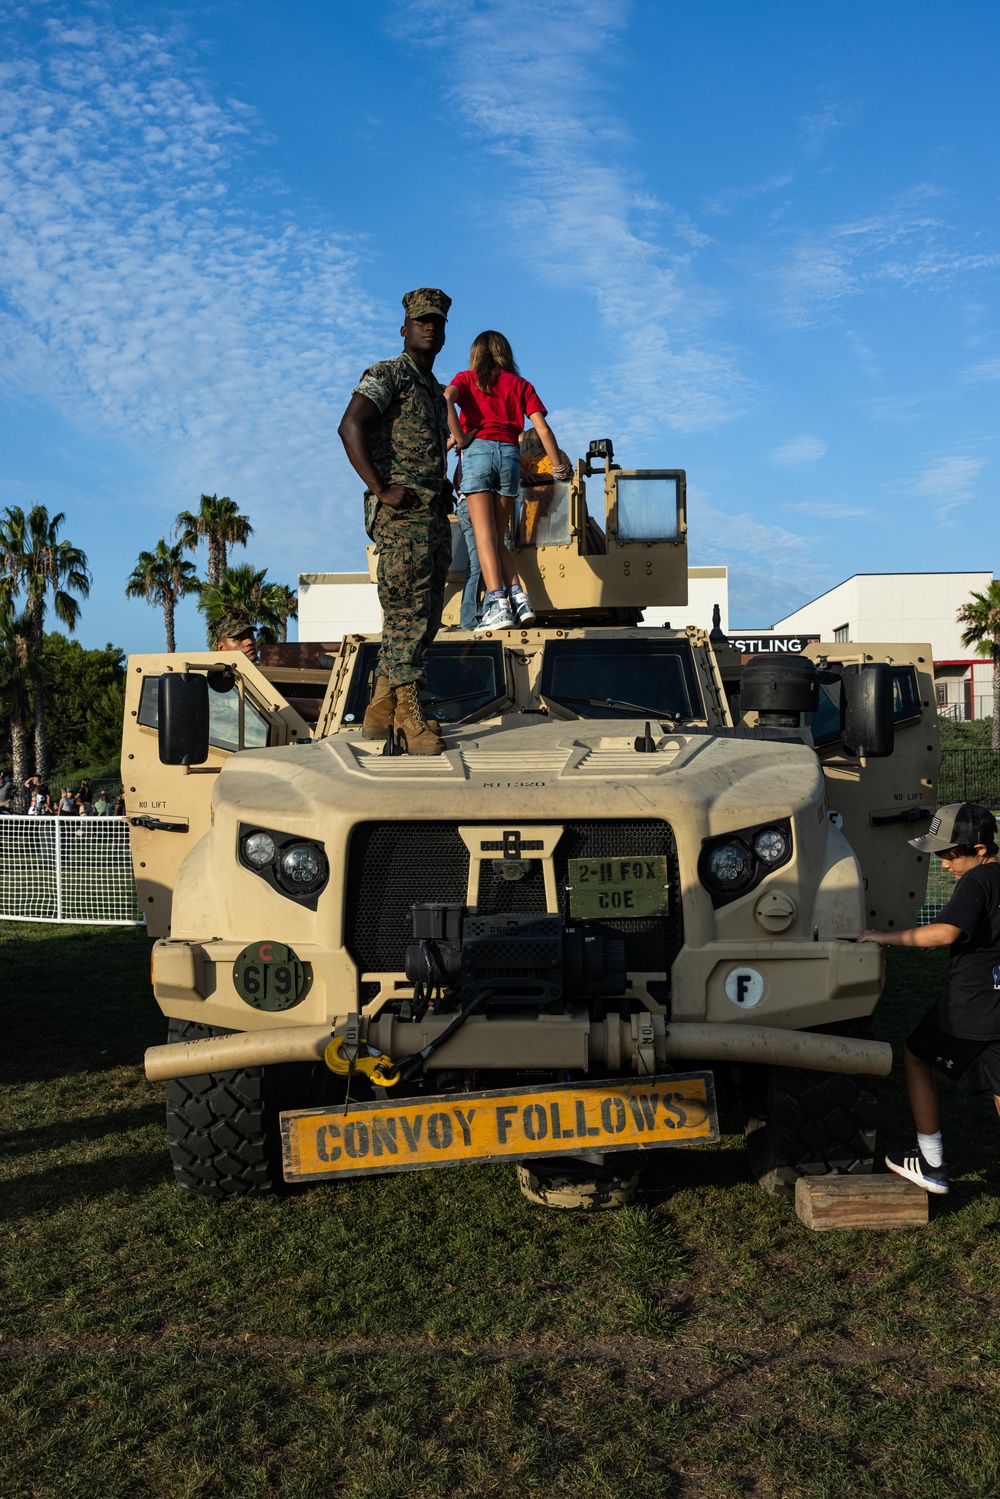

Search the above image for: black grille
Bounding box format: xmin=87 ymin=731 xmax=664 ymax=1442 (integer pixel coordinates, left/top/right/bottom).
xmin=555 ymin=821 xmax=681 ymax=974
xmin=345 ymin=823 xmax=468 ymax=975
xmin=344 ymin=820 xmax=682 ymax=978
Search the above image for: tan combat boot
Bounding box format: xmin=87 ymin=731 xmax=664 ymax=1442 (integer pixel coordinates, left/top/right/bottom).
xmin=394 ymin=682 xmax=445 ymax=756
xmin=362 ymin=674 xmax=396 ymax=739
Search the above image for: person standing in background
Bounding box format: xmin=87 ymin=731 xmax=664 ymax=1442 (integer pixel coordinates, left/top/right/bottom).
xmin=858 ymin=803 xmax=1000 ymax=1194
xmin=451 ymin=451 xmax=483 ymax=631
xmin=338 ymin=288 xmax=453 ymax=755
xmin=444 ymin=331 xmax=569 ymax=634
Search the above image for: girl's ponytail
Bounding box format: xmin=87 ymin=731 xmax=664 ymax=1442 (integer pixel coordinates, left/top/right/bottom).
xmin=469 ymin=331 xmax=518 ymax=394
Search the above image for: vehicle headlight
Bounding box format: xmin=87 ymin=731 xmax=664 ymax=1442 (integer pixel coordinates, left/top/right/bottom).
xmin=238 ymin=823 xmax=329 ymax=902
xmin=279 ymin=843 xmax=324 ymax=888
xmin=707 ymin=842 xmax=751 ymax=887
xmin=243 ymin=831 xmax=277 ymax=868
xmin=753 ymin=828 xmax=789 ymax=866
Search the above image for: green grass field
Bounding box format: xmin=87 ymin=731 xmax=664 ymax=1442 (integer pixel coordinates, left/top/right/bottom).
xmin=2 ymin=921 xmax=999 ymax=1498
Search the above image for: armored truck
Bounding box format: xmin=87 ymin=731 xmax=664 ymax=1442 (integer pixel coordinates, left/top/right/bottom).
xmin=127 ymin=441 xmax=939 ymax=1204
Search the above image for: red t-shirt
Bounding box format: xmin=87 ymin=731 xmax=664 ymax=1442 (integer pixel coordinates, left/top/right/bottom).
xmin=448 ymin=368 xmax=546 ymax=445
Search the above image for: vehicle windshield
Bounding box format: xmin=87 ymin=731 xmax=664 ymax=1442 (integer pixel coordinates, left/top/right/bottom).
xmin=540 ymin=637 xmax=702 ymax=720
xmin=342 ymin=640 xmax=509 ymax=727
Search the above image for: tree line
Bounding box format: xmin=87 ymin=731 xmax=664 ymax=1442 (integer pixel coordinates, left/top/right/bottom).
xmin=0 ymin=494 xmax=297 ymax=798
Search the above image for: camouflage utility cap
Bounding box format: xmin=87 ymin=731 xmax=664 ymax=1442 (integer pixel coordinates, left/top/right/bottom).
xmin=214 ymin=611 xmax=255 ymax=641
xmin=402 ymin=287 xmax=451 ymax=321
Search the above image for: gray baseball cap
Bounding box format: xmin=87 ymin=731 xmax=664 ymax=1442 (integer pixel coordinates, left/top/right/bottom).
xmin=908 ymin=802 xmax=998 ymax=854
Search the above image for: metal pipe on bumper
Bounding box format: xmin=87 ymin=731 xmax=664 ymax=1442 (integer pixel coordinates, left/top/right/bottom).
xmin=144 ymin=1015 xmax=892 ymax=1082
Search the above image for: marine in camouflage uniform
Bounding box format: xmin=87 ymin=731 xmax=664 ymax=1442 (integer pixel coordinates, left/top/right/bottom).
xmin=339 ymin=287 xmax=453 ymax=694
xmin=212 ymin=610 xmax=258 ymax=662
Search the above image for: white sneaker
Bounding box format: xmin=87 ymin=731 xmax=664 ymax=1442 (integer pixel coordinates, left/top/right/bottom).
xmin=508 ymin=585 xmax=536 ymax=626
xmin=474 ymin=592 xmax=515 ymax=633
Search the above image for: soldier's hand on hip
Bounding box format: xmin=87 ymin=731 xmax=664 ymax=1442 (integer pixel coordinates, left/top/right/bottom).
xmin=377 ymin=484 xmax=417 ymax=509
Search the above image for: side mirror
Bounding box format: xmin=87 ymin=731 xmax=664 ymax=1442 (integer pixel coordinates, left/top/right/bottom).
xmin=158 ymin=673 xmax=210 ymax=766
xmin=841 ymin=663 xmax=894 ymax=758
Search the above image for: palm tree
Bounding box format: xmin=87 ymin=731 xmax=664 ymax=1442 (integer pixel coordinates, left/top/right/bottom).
xmin=175 ymin=494 xmax=254 ymax=587
xmin=125 ymin=540 xmax=201 ymax=652
xmin=0 ymin=506 xmax=91 ymax=780
xmin=0 ymin=603 xmax=33 ymax=803
xmin=260 ymin=582 xmax=298 ymax=645
xmin=957 ymin=580 xmax=1000 ymax=750
xmin=197 ymin=563 xmax=283 ymax=647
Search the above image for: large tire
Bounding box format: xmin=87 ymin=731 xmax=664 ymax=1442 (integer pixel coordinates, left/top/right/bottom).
xmin=516 ymin=1155 xmax=641 ymax=1210
xmin=164 ymin=1020 xmax=337 ymax=1198
xmin=742 ymin=1027 xmax=878 ymax=1198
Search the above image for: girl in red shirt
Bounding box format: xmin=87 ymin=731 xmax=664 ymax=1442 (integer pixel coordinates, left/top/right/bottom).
xmin=445 ymin=331 xmax=570 ymax=632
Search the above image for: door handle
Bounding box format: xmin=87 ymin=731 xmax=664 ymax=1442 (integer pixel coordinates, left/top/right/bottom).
xmin=870 ymin=807 xmax=932 ymax=828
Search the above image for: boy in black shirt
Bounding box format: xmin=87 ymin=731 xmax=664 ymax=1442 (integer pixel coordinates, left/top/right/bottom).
xmin=858 ymin=802 xmax=1000 ymax=1195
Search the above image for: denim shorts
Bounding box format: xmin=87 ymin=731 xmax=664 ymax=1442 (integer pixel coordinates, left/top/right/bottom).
xmin=459 ymin=439 xmax=521 ymax=498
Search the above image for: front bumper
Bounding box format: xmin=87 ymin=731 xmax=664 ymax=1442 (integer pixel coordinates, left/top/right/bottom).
xmin=144 ymin=1013 xmax=892 ymax=1083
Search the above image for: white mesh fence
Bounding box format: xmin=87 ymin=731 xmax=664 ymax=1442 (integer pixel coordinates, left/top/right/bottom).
xmin=0 ymin=816 xmax=142 ymax=925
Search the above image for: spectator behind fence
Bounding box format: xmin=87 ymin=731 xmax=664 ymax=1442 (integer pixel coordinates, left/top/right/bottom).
xmin=0 ymin=770 xmax=12 ymax=814
xmin=24 ymin=774 xmax=49 ymax=806
xmin=94 ymin=791 xmax=110 ymax=816
xmin=57 ymin=787 xmax=76 ymax=816
xmin=77 ymin=778 xmax=93 ymax=806
xmin=113 ymin=791 xmax=126 ymax=817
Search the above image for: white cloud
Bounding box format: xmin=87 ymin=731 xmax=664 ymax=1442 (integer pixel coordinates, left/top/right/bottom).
xmin=687 ymin=486 xmax=833 ymax=623
xmin=768 ymin=185 xmax=1000 ymax=329
xmin=770 ymin=436 xmax=827 ymax=469
xmin=398 ymin=0 xmax=747 ymax=439
xmin=844 ymin=329 xmax=881 ymax=381
xmin=962 ymin=356 xmax=1000 ymax=382
xmin=0 ymin=16 xmax=386 ymax=576
xmin=799 ymin=100 xmax=862 ymax=155
xmin=702 ymin=173 xmax=793 ymax=217
xmin=912 ymin=455 xmax=986 ymax=524
xmin=783 ymin=501 xmax=869 ymax=519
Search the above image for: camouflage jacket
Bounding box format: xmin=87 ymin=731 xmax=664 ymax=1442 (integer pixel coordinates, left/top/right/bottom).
xmin=354 ymin=352 xmax=450 ymax=509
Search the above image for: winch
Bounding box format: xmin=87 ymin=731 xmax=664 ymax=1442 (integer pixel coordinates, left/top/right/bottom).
xmin=403 ymin=902 xmax=627 ymax=1009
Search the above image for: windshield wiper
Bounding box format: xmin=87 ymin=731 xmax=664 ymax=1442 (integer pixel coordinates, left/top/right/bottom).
xmin=421 ymin=688 xmax=494 ymax=707
xmin=555 ymin=695 xmax=688 ymax=721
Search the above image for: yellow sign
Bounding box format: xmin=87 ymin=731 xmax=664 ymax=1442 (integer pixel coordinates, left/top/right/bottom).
xmin=280 ymin=1074 xmax=718 ymax=1181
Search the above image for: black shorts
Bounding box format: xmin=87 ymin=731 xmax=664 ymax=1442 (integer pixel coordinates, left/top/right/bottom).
xmin=906 ymin=1016 xmax=1000 ymax=1096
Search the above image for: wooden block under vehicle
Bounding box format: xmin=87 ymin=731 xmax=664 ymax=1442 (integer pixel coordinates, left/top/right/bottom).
xmin=794 ymin=1174 xmax=929 ymax=1231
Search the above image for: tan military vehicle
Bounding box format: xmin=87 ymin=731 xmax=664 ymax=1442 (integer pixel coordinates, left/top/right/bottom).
xmin=127 ymin=440 xmax=939 ymax=1205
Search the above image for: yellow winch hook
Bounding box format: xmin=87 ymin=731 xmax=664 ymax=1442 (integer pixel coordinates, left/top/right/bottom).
xmin=323 ymin=1036 xmax=401 ymax=1088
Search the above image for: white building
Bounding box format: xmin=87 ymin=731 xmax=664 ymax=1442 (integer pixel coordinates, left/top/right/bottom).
xmin=299 ymin=565 xmax=729 ymax=640
xmin=772 ymin=572 xmax=995 ymax=720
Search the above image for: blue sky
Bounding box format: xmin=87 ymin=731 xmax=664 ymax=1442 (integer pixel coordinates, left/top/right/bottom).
xmin=1 ymin=0 xmax=997 ymax=650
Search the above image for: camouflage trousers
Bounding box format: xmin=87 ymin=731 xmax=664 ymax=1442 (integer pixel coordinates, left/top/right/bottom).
xmin=373 ymin=501 xmax=452 ymax=688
